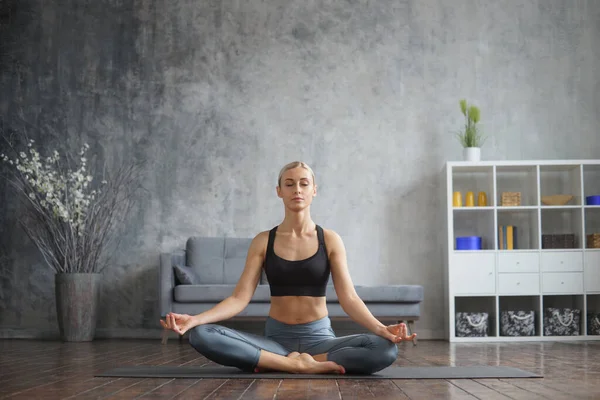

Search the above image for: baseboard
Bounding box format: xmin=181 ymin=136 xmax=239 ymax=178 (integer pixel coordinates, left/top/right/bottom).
xmin=0 ymin=328 xmax=172 ymax=340
xmin=0 ymin=328 xmax=61 ymax=340
xmin=0 ymin=326 xmax=445 ymax=341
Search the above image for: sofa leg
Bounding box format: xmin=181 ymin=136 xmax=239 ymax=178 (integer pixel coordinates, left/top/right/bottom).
xmin=160 ymin=331 xmax=184 ymax=345
xmin=407 ymin=320 xmax=417 ymax=346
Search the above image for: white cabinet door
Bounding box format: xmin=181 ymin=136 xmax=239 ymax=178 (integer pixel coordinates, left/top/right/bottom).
xmin=498 ymin=252 xmax=539 ymax=273
xmin=541 ymin=251 xmax=583 ymax=272
xmin=542 ymin=272 xmax=583 ymax=293
xmin=451 ymin=253 xmax=495 ymax=294
xmin=585 ymin=252 xmax=600 ymax=292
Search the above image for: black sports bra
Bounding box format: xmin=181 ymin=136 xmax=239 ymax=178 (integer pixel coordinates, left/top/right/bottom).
xmin=263 ymin=225 xmax=330 ymax=297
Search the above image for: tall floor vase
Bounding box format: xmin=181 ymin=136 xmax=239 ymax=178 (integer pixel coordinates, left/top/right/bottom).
xmin=55 ymin=273 xmax=100 ymax=342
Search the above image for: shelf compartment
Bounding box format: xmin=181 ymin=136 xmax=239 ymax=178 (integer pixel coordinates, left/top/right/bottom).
xmin=539 ymin=164 xmax=582 ymax=206
xmin=455 ymin=296 xmax=497 ymax=337
xmin=451 ymin=166 xmax=494 ymax=207
xmin=542 ymin=295 xmax=584 ymax=336
xmin=585 ymin=252 xmax=600 ymax=292
xmin=586 ymin=295 xmax=600 ymax=336
xmin=453 ymin=209 xmax=495 ymax=250
xmin=584 ymin=207 xmax=600 ymax=249
xmin=499 ymin=296 xmax=540 ymax=337
xmin=496 ymin=165 xmax=538 ymax=207
xmin=497 ymin=209 xmax=539 ymax=250
xmin=583 ymin=164 xmax=600 ymax=202
xmin=541 ymin=208 xmax=583 ymax=249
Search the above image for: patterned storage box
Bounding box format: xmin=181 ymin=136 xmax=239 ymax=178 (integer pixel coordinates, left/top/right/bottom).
xmin=543 ymin=308 xmax=580 ymax=336
xmin=542 ymin=234 xmax=576 ymax=249
xmin=501 ymin=311 xmax=536 ymax=336
xmin=456 ymin=312 xmax=489 ymax=337
xmin=587 ymin=313 xmax=600 ymax=335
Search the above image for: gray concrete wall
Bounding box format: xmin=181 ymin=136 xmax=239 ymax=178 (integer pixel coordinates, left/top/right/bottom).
xmin=1 ymin=0 xmax=599 ymax=340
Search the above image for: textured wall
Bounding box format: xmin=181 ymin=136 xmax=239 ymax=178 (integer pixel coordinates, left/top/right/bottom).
xmin=1 ymin=0 xmax=599 ymax=339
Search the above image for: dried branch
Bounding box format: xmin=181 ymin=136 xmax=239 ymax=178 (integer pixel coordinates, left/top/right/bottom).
xmin=0 ymin=128 xmax=146 ymax=274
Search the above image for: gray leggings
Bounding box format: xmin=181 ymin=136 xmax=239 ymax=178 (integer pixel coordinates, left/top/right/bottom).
xmin=188 ymin=316 xmax=398 ymax=375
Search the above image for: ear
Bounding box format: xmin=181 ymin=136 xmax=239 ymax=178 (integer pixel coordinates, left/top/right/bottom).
xmin=313 ymin=184 xmax=317 ymax=196
xmin=276 ymin=186 xmax=282 ymax=198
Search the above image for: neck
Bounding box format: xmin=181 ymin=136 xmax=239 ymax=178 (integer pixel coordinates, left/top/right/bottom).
xmin=279 ymin=208 xmax=315 ymax=236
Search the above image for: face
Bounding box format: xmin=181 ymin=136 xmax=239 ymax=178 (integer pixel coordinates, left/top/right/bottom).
xmin=276 ymin=167 xmax=317 ymax=210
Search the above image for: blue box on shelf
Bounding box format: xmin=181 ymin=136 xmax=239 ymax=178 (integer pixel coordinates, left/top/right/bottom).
xmin=456 ymin=236 xmax=482 ymax=250
xmin=586 ymin=195 xmax=600 ymax=205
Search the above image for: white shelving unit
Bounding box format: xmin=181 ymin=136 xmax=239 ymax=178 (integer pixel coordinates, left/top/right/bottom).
xmin=443 ymin=160 xmax=600 ymax=342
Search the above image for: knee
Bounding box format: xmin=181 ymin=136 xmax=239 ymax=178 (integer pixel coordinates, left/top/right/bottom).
xmin=371 ymin=335 xmax=398 ymax=366
xmin=188 ymin=324 xmax=221 ymax=353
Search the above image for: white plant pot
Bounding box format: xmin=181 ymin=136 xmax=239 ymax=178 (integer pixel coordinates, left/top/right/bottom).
xmin=463 ymin=147 xmax=481 ymax=162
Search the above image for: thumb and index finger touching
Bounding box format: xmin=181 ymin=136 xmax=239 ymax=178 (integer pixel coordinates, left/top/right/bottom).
xmin=160 ymin=313 xmax=186 ymax=335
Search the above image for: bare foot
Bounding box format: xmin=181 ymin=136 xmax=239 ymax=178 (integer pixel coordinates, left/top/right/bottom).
xmin=295 ymin=353 xmax=345 ymax=375
xmin=254 ymin=352 xmax=302 ymax=373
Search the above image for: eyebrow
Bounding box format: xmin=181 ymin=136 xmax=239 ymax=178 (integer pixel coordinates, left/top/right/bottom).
xmin=285 ymin=178 xmax=309 ymax=181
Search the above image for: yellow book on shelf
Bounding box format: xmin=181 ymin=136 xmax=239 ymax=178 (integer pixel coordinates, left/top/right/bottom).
xmin=507 ymin=225 xmax=514 ymax=250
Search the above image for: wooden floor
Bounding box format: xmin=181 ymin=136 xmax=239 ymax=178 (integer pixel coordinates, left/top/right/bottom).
xmin=1 ymin=339 xmax=599 ymax=399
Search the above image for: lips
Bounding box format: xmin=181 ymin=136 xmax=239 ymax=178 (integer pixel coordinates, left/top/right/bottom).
xmin=292 ymin=197 xmax=303 ymax=200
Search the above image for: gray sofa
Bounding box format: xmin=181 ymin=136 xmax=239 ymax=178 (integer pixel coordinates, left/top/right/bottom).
xmin=160 ymin=236 xmax=423 ymax=337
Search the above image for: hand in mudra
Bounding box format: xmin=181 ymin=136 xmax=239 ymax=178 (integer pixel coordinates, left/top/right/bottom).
xmin=160 ymin=312 xmax=196 ymax=335
xmin=381 ymin=322 xmax=417 ymax=343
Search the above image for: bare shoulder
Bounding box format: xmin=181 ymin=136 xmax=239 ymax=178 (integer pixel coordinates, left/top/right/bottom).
xmin=248 ymin=230 xmax=270 ymax=257
xmin=322 ymin=227 xmax=345 ymax=254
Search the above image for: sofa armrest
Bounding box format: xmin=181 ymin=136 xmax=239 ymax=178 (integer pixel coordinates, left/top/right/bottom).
xmin=159 ymin=251 xmax=185 ymax=317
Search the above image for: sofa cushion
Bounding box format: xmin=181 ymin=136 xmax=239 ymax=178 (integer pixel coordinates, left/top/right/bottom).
xmin=174 ymin=284 xmax=272 ymax=303
xmin=173 ymin=265 xmax=200 ymax=285
xmin=172 ymin=302 xmax=421 ymax=318
xmin=352 ymin=285 xmax=423 ymax=303
xmin=224 ymin=238 xmax=253 ymax=284
xmin=186 ymin=237 xmax=253 ymax=284
xmin=186 ymin=237 xmax=225 ymax=283
xmin=174 ymin=283 xmax=423 ymax=305
xmin=322 ymin=285 xmax=422 ymax=303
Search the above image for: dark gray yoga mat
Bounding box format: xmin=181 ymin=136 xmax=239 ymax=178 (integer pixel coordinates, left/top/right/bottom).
xmin=96 ymin=365 xmax=541 ymax=379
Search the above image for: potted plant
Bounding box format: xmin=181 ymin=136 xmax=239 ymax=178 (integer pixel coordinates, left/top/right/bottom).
xmin=0 ymin=131 xmax=144 ymax=341
xmin=455 ymin=99 xmax=485 ymax=161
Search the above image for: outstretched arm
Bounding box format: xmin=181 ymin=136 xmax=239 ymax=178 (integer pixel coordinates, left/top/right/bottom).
xmin=160 ymin=232 xmax=267 ymax=335
xmin=325 ymin=229 xmax=416 ymax=343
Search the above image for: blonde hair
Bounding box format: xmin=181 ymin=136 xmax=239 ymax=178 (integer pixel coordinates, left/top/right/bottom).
xmin=277 ymin=161 xmax=316 ymax=187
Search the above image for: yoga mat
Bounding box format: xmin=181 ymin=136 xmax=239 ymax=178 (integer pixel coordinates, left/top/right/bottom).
xmin=96 ymin=365 xmax=541 ymax=379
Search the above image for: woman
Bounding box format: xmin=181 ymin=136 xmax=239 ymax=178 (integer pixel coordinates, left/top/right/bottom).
xmin=160 ymin=161 xmax=417 ymax=375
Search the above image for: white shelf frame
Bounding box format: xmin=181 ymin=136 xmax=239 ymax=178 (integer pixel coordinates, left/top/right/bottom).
xmin=444 ymin=159 xmax=600 ymax=342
